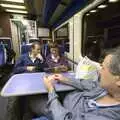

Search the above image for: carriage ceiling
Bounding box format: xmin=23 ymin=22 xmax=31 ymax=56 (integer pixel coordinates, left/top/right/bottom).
xmin=0 ymin=0 xmax=93 ymax=28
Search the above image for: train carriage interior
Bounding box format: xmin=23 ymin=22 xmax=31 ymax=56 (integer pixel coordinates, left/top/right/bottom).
xmin=0 ymin=0 xmax=120 ymax=120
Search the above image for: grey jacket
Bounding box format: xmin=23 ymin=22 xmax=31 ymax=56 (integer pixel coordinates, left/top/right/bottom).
xmin=48 ymin=79 xmax=120 ymax=120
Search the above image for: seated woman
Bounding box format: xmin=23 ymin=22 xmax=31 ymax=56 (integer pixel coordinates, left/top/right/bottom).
xmin=13 ymin=42 xmax=47 ymax=74
xmin=46 ymin=45 xmax=70 ymax=72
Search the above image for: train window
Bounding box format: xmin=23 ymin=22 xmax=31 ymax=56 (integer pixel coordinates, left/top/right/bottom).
xmin=29 ymin=38 xmax=39 ymax=43
xmin=55 ymin=23 xmax=69 ymax=53
xmin=17 ymin=19 xmax=37 ymax=44
xmin=82 ymin=1 xmax=120 ymax=62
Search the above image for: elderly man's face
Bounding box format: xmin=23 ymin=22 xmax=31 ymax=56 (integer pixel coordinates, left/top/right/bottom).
xmin=100 ymin=55 xmax=116 ymax=88
xmin=32 ymin=44 xmax=41 ymax=55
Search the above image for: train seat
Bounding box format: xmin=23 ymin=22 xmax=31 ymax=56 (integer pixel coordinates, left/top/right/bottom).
xmin=0 ymin=44 xmax=6 ymax=65
xmin=21 ymin=44 xmax=31 ymax=54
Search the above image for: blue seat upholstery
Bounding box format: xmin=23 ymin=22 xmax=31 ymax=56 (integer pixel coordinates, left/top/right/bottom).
xmin=0 ymin=44 xmax=5 ymax=65
xmin=32 ymin=116 xmax=48 ymax=120
xmin=21 ymin=44 xmax=31 ymax=54
xmin=43 ymin=44 xmax=50 ymax=58
xmin=0 ymin=38 xmax=12 ymax=49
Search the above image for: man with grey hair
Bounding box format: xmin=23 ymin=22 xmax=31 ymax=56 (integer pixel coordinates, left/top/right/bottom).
xmin=44 ymin=47 xmax=120 ymax=120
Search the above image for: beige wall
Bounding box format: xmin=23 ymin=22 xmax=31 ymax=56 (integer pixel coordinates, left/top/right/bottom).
xmin=0 ymin=12 xmax=11 ymax=37
xmin=10 ymin=20 xmax=20 ymax=59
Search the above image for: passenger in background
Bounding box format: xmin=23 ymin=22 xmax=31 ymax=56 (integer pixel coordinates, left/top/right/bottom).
xmin=13 ymin=42 xmax=47 ymax=74
xmin=46 ymin=44 xmax=70 ymax=72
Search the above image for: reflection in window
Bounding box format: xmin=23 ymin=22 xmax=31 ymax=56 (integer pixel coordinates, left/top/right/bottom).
xmin=54 ymin=24 xmax=69 ymax=53
xmin=82 ymin=1 xmax=120 ymax=62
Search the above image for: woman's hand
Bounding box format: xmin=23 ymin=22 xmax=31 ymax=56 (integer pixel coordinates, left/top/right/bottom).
xmin=59 ymin=65 xmax=68 ymax=72
xmin=54 ymin=65 xmax=68 ymax=72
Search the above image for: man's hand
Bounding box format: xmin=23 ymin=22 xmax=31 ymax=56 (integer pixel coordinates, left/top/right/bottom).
xmin=44 ymin=75 xmax=55 ymax=93
xmin=54 ymin=74 xmax=69 ymax=83
xmin=36 ymin=53 xmax=43 ymax=61
xmin=26 ymin=66 xmax=36 ymax=71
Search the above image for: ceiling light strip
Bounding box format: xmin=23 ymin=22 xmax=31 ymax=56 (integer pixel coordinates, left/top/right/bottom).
xmin=6 ymin=9 xmax=27 ymax=14
xmin=0 ymin=4 xmax=26 ymax=9
xmin=2 ymin=0 xmax=24 ymax=3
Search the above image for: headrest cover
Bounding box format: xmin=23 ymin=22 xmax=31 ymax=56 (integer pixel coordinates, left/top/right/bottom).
xmin=77 ymin=64 xmax=98 ymax=81
xmin=76 ymin=56 xmax=100 ymax=81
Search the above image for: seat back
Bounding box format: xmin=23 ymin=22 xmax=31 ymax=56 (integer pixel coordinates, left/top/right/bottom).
xmin=21 ymin=44 xmax=31 ymax=54
xmin=0 ymin=44 xmax=6 ymax=65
